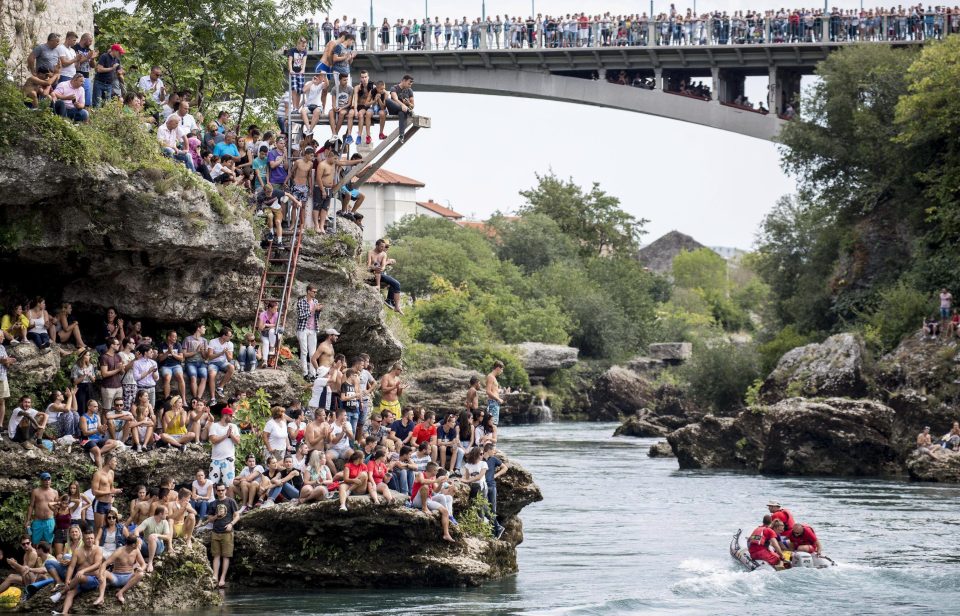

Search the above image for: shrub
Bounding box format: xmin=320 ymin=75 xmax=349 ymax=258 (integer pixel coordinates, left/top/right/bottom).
xmin=757 ymin=325 xmax=817 ymax=375
xmin=456 ymin=343 xmax=529 ymax=390
xmin=861 ymin=282 xmax=932 ymax=352
xmin=679 ymin=340 xmax=761 ymax=414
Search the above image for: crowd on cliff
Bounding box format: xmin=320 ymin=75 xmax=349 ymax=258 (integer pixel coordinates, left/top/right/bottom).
xmin=0 ymin=297 xmax=511 ymax=611
xmin=306 ymin=5 xmax=960 ymax=51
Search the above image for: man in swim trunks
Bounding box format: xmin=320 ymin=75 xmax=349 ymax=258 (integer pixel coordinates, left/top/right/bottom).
xmin=314 ymin=31 xmax=352 ymax=112
xmin=170 ymin=488 xmax=197 ymax=549
xmin=126 ymin=485 xmax=153 ymax=528
xmin=92 ymin=535 xmax=144 ymax=606
xmin=747 ymin=516 xmax=785 ymax=570
xmin=379 ymin=362 xmax=405 ymax=419
xmin=59 ymin=527 xmax=103 ymax=615
xmin=91 ymin=454 xmax=121 ymax=536
xmin=289 ymin=145 xmax=314 ymax=228
xmin=312 ymin=144 xmax=361 ymax=233
xmin=485 ymin=360 xmax=504 ymax=425
xmin=309 ymin=327 xmax=339 ymax=407
xmin=26 ymin=471 xmax=58 ymax=546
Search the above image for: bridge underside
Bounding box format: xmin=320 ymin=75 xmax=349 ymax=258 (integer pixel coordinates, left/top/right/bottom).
xmin=371 ymin=68 xmax=785 ymax=140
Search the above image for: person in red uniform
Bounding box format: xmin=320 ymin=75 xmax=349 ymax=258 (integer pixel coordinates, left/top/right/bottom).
xmin=787 ymin=523 xmax=822 ymax=555
xmin=767 ymin=501 xmax=795 ymax=538
xmin=748 ymin=516 xmax=785 ymax=569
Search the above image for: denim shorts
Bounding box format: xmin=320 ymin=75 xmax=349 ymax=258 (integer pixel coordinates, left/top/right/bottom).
xmin=159 ymin=365 xmax=183 ymax=378
xmin=185 ymin=362 xmax=208 ymax=379
xmin=208 ymin=359 xmax=229 ymax=373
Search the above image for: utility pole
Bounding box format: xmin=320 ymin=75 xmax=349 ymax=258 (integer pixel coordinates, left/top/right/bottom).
xmin=482 ymin=1 xmax=486 ymax=21
xmin=369 ymin=0 xmax=373 ymax=28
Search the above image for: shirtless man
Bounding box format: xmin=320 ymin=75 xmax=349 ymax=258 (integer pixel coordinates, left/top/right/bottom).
xmin=23 ymin=69 xmax=59 ymax=107
xmin=126 ymin=485 xmax=153 ymax=527
xmin=917 ymin=426 xmax=939 ymax=452
xmin=485 ymin=360 xmax=505 ymax=425
xmin=327 ymin=354 xmax=347 ymax=411
xmin=92 ymin=535 xmax=144 ymax=606
xmin=312 ymin=144 xmax=362 ymax=233
xmin=0 ymin=536 xmax=43 ymax=595
xmin=289 ymin=146 xmax=314 ymax=227
xmin=59 ymin=528 xmax=103 ymax=615
xmin=91 ymin=454 xmax=121 ymax=535
xmin=26 ymin=471 xmax=58 ymax=547
xmin=465 ymin=376 xmax=481 ymax=413
xmin=353 ymin=70 xmax=375 ymax=144
xmin=314 ymin=31 xmax=351 ymax=112
xmin=309 ymin=328 xmax=340 ymax=410
xmin=170 ymin=488 xmax=197 ymax=549
xmin=304 ymin=409 xmax=332 ymax=469
xmin=379 ymin=362 xmax=406 ymax=420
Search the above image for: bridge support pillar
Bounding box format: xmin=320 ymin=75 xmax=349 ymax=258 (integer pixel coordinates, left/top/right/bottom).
xmin=711 ymin=67 xmax=719 ymax=101
xmin=717 ymin=69 xmax=745 ymax=104
xmin=770 ymin=67 xmax=802 ymax=116
xmin=654 ymin=67 xmax=663 ymax=90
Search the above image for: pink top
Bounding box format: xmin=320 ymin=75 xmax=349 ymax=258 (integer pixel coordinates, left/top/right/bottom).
xmin=259 ymin=310 xmax=278 ymax=329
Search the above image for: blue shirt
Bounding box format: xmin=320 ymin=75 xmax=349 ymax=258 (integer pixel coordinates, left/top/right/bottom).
xmin=213 ymin=142 xmax=240 ymax=159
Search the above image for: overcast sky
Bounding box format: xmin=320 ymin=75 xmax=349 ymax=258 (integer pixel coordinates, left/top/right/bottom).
xmin=318 ymin=1 xmax=868 ymax=249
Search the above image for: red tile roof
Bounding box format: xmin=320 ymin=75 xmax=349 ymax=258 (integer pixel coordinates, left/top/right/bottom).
xmin=366 ymin=168 xmax=425 ymax=187
xmin=416 ymin=200 xmax=464 ymax=219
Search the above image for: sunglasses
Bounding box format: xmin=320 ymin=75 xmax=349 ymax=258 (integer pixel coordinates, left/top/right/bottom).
xmin=107 ymin=515 xmax=117 ymax=519
xmin=21 ymin=541 xmax=30 ymax=547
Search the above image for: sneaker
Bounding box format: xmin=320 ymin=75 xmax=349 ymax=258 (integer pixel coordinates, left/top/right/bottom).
xmin=344 ymin=135 xmax=354 ymax=145
xmin=237 ymin=506 xmax=247 ymax=514
xmin=398 ymin=134 xmax=405 ymax=144
xmin=496 ymin=525 xmax=506 ymax=540
xmin=216 ymin=387 xmax=225 ymax=397
xmin=448 ymin=515 xmax=458 ymax=526
xmin=9 ymin=339 xmax=18 ymax=345
xmin=365 ymin=135 xmax=372 ymax=145
xmin=50 ymin=592 xmax=62 ymax=604
xmin=379 ymin=132 xmax=387 ymax=140
xmin=304 ymin=126 xmax=314 ymax=136
xmin=262 ymin=499 xmax=275 ymax=508
xmin=339 ymin=504 xmax=348 ymax=512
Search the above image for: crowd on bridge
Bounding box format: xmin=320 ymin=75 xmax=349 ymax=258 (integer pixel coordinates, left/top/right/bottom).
xmin=0 ymin=294 xmax=512 ymax=611
xmin=303 ymin=5 xmax=960 ymax=51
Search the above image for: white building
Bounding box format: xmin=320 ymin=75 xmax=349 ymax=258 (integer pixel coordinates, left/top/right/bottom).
xmin=354 ymin=168 xmax=464 ymax=244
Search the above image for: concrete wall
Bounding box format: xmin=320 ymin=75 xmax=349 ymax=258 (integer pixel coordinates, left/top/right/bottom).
xmin=2 ymin=0 xmax=94 ymax=79
xmin=355 ymin=184 xmax=420 ymax=245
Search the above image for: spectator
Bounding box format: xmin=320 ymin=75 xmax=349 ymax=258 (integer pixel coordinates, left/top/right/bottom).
xmin=132 ymin=344 xmax=159 ymax=409
xmin=923 ymin=313 xmax=941 ymax=339
xmin=28 ymin=33 xmax=62 ymax=75
xmin=158 ymin=330 xmax=188 ymax=400
xmin=256 ymin=301 xmax=279 ymax=368
xmin=2 ymin=301 xmax=29 ymax=344
xmin=296 ymin=285 xmax=323 ymax=380
xmin=205 ymin=406 xmax=240 ymax=493
xmin=206 ymin=327 xmax=236 ymax=402
xmin=72 ymin=32 xmax=95 ymax=107
xmin=53 ymin=302 xmax=86 ymax=348
xmin=25 ymin=297 xmax=53 ymax=349
xmin=159 ymin=396 xmax=195 ymax=448
xmin=137 ymin=65 xmax=166 ymax=104
xmin=286 ymin=37 xmax=309 ymax=110
xmin=55 ymin=32 xmax=81 ymax=84
xmin=0 ymin=332 xmax=13 ymax=439
xmin=237 ymin=332 xmax=260 ymax=373
xmin=92 ymin=43 xmax=124 ymax=107
xmin=71 ymin=349 xmax=97 ymax=414
xmin=213 ymin=131 xmax=242 ymax=164
xmin=208 ymin=483 xmax=239 ymax=589
xmin=98 ymin=337 xmax=126 ymax=411
xmin=939 ymin=288 xmax=953 ymax=321
xmin=157 ymin=115 xmax=196 ymax=171
xmin=386 ymin=74 xmax=415 ymax=143
xmin=368 ymin=239 xmax=402 ymax=314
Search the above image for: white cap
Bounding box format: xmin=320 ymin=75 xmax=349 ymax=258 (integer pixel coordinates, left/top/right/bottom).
xmin=325 ymin=328 xmax=340 ymax=336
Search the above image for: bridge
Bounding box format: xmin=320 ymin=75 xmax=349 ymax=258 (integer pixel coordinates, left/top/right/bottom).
xmin=309 ymin=39 xmax=924 ymax=141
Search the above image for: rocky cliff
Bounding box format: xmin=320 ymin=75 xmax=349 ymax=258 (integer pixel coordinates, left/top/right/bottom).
xmin=0 ymin=143 xmax=401 ymax=368
xmin=636 ymin=230 xmax=710 ymax=275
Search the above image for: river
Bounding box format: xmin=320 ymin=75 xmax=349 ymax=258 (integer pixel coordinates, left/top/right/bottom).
xmin=219 ymin=422 xmax=960 ymax=615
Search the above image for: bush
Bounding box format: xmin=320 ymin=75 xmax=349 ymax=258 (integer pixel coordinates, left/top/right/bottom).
xmin=757 ymin=325 xmax=817 ymax=375
xmin=407 ymin=279 xmax=492 ymax=345
xmin=861 ymin=282 xmax=933 ymax=352
xmin=680 ymin=340 xmax=761 ymax=414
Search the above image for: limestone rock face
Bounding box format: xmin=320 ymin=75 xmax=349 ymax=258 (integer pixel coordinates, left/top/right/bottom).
xmin=514 ymin=342 xmax=579 ymax=376
xmin=6 ymin=343 xmax=60 ymax=399
xmin=223 ymin=364 xmax=305 ymax=406
xmin=905 ymin=449 xmax=960 ymax=482
xmin=406 ymin=366 xmax=480 ymax=414
xmin=647 ymin=342 xmax=692 ymax=363
xmin=759 ymin=333 xmax=868 ymax=403
xmin=613 ymin=414 xmax=667 ymax=438
xmin=637 ymin=230 xmax=709 ymax=275
xmin=20 ymin=540 xmax=220 ymax=614
xmin=587 ymin=366 xmax=655 ymax=421
xmin=669 ymin=397 xmax=898 ymax=476
xmin=228 ymin=456 xmax=542 ymax=588
xmin=648 ymin=441 xmax=675 ymax=458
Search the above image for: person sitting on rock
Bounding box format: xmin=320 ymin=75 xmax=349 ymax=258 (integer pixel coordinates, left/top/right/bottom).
xmin=91 ymin=534 xmax=144 ymax=607
xmin=327 ymin=408 xmax=355 ymax=464
xmin=940 ymin=421 xmax=960 ymax=451
xmin=8 ymin=395 xmax=48 ymax=449
xmin=159 ymin=396 xmax=196 ymax=449
xmin=80 ymin=400 xmax=120 ymax=467
xmin=922 ymin=314 xmax=941 ymax=339
xmin=57 ymin=527 xmax=103 ymax=615
xmin=263 ymin=456 xmax=301 ymax=507
xmin=786 ymin=522 xmax=822 ymax=555
xmin=170 ymin=488 xmax=198 ymax=549
xmin=0 ymin=536 xmax=44 ymax=596
xmin=366 ymin=448 xmax=394 ymax=503
xmin=946 ymin=309 xmax=960 ymax=339
xmin=917 ymin=426 xmax=940 ymax=453
xmin=337 ymin=450 xmax=377 ymax=511
xmin=300 ymin=450 xmax=337 ymax=503
xmin=234 ymin=454 xmax=268 ymax=512
xmin=747 ymin=515 xmax=785 ymax=570
xmin=134 ymin=505 xmax=173 ymax=574
xmin=411 ymin=462 xmax=455 ymax=542
xmin=437 ymin=413 xmax=463 ymax=473
xmin=387 ymin=444 xmax=417 ymax=495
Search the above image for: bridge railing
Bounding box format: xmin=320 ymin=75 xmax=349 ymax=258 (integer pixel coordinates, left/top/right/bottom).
xmin=305 ymin=13 xmax=958 ymax=53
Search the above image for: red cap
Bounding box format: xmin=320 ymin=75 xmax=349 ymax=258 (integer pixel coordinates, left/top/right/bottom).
xmin=110 ymin=44 xmax=126 ymax=54
xmin=221 ymin=407 xmax=234 ymax=415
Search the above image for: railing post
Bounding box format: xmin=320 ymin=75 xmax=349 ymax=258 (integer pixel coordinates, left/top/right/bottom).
xmin=649 ymin=19 xmax=657 ymax=46
xmin=822 ymin=17 xmax=829 ymax=42
xmin=764 ymin=18 xmax=771 ymax=43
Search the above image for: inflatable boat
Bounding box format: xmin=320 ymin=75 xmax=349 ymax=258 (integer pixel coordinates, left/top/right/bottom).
xmin=730 ymin=529 xmax=835 ymax=571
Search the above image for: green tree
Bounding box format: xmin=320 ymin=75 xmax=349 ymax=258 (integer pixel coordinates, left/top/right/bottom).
xmin=407 ymin=278 xmax=492 ymax=345
xmin=491 ymin=212 xmax=580 ymax=273
xmin=518 ymin=172 xmax=648 ymax=257
xmin=680 ymin=341 xmax=761 ymax=414
xmin=672 ymin=248 xmax=728 ymax=294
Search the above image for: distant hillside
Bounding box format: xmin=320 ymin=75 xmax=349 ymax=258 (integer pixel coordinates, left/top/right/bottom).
xmin=637 ymin=230 xmax=711 ymax=274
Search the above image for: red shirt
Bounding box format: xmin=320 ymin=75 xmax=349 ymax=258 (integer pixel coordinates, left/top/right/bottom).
xmin=789 ymin=525 xmax=818 ymax=550
xmin=345 ymin=462 xmax=366 ymax=480
xmin=412 ymin=423 xmax=437 ymax=445
xmin=366 ymin=460 xmax=387 ymax=485
xmin=411 ymin=474 xmax=433 ymax=499
xmin=771 ymin=509 xmax=795 ymax=533
xmin=747 ymin=525 xmax=777 ymax=548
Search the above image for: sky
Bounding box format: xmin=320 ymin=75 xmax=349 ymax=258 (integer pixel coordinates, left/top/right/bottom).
xmin=314 ymin=1 xmax=867 ymax=249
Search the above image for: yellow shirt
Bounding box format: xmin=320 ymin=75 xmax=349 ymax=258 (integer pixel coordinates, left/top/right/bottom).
xmin=1 ymin=313 xmax=28 ymax=335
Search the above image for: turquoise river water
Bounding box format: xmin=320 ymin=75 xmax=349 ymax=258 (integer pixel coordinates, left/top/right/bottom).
xmin=216 ymin=422 xmax=960 ymax=615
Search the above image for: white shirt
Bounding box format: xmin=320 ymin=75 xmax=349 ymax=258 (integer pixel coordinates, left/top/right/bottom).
xmin=161 ymin=104 xmax=176 ymax=120
xmin=263 ymin=418 xmax=289 ymax=452
xmin=304 ymin=81 xmax=324 ymax=107
xmin=176 ymin=112 xmax=198 ymax=133
xmin=137 ymin=75 xmax=165 ymax=103
xmin=82 ymin=489 xmax=96 ymax=521
xmin=157 ymin=124 xmax=181 ymax=149
xmin=463 ymin=460 xmax=489 ymax=494
xmin=56 ymin=44 xmax=77 ymax=79
xmin=207 ymin=338 xmax=234 ymax=362
xmin=239 ymin=465 xmax=264 ymax=480
xmin=7 ymin=407 xmax=39 ymax=439
xmin=209 ymin=421 xmax=237 ymax=461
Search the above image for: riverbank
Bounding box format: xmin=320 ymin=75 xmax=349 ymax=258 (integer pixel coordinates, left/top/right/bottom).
xmin=208 ymin=423 xmax=960 ymax=615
